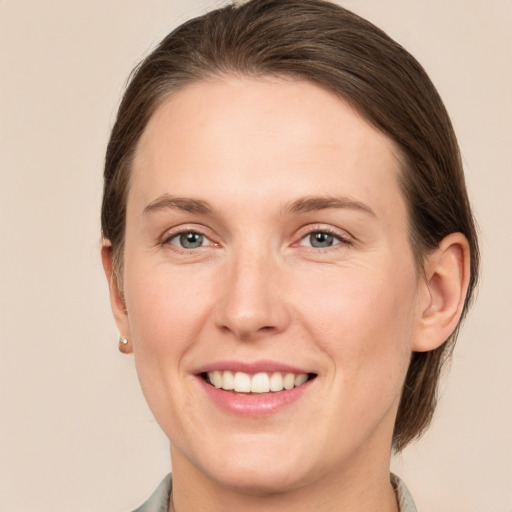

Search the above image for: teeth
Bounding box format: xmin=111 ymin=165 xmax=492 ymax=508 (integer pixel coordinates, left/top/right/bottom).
xmin=283 ymin=373 xmax=295 ymax=390
xmin=294 ymin=373 xmax=308 ymax=387
xmin=212 ymin=370 xmax=223 ymax=388
xmin=207 ymin=370 xmax=310 ymax=393
xmin=222 ymin=370 xmax=234 ymax=390
xmin=251 ymin=372 xmax=270 ymax=393
xmin=233 ymin=372 xmax=251 ymax=392
xmin=269 ymin=372 xmax=284 ymax=391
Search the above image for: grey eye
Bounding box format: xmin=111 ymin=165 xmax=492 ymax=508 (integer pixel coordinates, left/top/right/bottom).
xmin=177 ymin=232 xmax=204 ymax=249
xmin=309 ymin=232 xmax=336 ymax=248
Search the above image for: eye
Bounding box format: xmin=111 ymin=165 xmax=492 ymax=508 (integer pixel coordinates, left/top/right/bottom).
xmin=168 ymin=231 xmax=209 ymax=249
xmin=299 ymin=230 xmax=345 ymax=248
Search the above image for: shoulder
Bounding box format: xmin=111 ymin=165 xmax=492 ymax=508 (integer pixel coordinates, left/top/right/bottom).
xmin=391 ymin=473 xmax=418 ymax=512
xmin=130 ymin=474 xmax=172 ymax=512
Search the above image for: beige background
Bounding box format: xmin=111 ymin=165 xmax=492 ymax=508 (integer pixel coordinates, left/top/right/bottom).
xmin=1 ymin=0 xmax=511 ymax=510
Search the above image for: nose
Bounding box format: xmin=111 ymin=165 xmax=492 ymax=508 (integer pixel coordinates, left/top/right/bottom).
xmin=213 ymin=251 xmax=291 ymax=341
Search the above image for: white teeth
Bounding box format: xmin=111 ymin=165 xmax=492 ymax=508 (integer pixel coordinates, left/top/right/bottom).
xmin=207 ymin=370 xmax=310 ymax=393
xmin=233 ymin=372 xmax=251 ymax=392
xmin=212 ymin=370 xmax=223 ymax=388
xmin=251 ymin=372 xmax=270 ymax=393
xmin=283 ymin=373 xmax=295 ymax=390
xmin=269 ymin=372 xmax=284 ymax=391
xmin=294 ymin=373 xmax=308 ymax=387
xmin=221 ymin=370 xmax=234 ymax=390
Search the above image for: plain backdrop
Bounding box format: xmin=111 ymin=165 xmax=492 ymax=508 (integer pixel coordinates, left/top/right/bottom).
xmin=1 ymin=1 xmax=511 ymax=511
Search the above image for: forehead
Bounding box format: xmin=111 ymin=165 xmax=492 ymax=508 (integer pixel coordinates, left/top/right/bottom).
xmin=130 ymin=76 xmax=406 ymax=225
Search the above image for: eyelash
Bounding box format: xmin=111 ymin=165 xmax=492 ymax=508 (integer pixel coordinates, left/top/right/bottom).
xmin=161 ymin=226 xmax=352 ymax=253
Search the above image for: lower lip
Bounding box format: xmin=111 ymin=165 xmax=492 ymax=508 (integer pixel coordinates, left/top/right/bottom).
xmin=197 ymin=377 xmax=313 ymax=417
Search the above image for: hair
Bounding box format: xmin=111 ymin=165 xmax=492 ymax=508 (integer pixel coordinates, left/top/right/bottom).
xmin=101 ymin=0 xmax=479 ymax=451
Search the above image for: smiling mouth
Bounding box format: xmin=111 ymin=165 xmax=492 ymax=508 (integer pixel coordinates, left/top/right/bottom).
xmin=202 ymin=371 xmax=317 ymax=394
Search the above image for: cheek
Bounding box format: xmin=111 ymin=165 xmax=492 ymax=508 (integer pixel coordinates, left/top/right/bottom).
xmin=125 ymin=262 xmax=212 ymax=354
xmin=295 ymin=260 xmax=418 ymax=390
xmin=122 ymin=263 xmax=215 ymax=434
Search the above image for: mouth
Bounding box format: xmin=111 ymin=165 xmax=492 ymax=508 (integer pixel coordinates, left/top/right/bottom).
xmin=195 ymin=363 xmax=318 ymax=416
xmin=201 ymin=370 xmax=317 ymax=394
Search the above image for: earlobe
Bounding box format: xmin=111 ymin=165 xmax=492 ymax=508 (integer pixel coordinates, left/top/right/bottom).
xmin=101 ymin=242 xmax=132 ymax=354
xmin=412 ymin=233 xmax=471 ymax=352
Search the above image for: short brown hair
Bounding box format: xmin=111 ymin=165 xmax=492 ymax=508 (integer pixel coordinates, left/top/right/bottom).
xmin=102 ymin=0 xmax=479 ymax=451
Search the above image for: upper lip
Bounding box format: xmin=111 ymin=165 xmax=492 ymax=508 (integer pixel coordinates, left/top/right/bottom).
xmin=194 ymin=360 xmax=314 ymax=375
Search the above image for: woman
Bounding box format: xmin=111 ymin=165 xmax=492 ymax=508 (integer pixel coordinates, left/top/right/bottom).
xmin=101 ymin=1 xmax=479 ymax=510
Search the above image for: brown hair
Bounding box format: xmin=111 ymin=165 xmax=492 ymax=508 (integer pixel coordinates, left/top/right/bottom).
xmin=102 ymin=0 xmax=479 ymax=451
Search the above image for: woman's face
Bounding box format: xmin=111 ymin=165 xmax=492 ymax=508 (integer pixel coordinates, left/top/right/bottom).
xmin=117 ymin=77 xmax=425 ymax=492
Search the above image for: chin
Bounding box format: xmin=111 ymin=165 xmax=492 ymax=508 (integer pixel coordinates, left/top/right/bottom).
xmin=185 ymin=435 xmax=323 ymax=496
xmin=208 ymin=461 xmax=312 ymax=496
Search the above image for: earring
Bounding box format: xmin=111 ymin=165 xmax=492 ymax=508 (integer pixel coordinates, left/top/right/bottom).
xmin=118 ymin=335 xmax=131 ymax=353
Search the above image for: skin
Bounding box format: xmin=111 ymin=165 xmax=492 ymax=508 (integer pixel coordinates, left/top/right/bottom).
xmin=103 ymin=76 xmax=470 ymax=512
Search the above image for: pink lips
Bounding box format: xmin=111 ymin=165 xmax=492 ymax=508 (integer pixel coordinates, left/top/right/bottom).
xmin=194 ymin=360 xmax=315 ymax=417
xmin=195 ymin=360 xmax=312 ymax=375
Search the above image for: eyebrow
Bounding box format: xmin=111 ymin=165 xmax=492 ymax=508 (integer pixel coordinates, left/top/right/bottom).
xmin=142 ymin=193 xmax=376 ymax=218
xmin=142 ymin=194 xmax=213 ymax=216
xmin=285 ymin=195 xmax=376 ymax=217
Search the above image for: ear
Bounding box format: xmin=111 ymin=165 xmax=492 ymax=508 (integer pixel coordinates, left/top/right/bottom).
xmin=101 ymin=242 xmax=132 ymax=354
xmin=413 ymin=233 xmax=471 ymax=352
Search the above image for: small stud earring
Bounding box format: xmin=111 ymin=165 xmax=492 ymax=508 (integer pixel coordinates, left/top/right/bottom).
xmin=118 ymin=335 xmax=131 ymax=353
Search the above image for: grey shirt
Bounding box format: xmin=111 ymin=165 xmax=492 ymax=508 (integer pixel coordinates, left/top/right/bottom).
xmin=132 ymin=473 xmax=418 ymax=512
